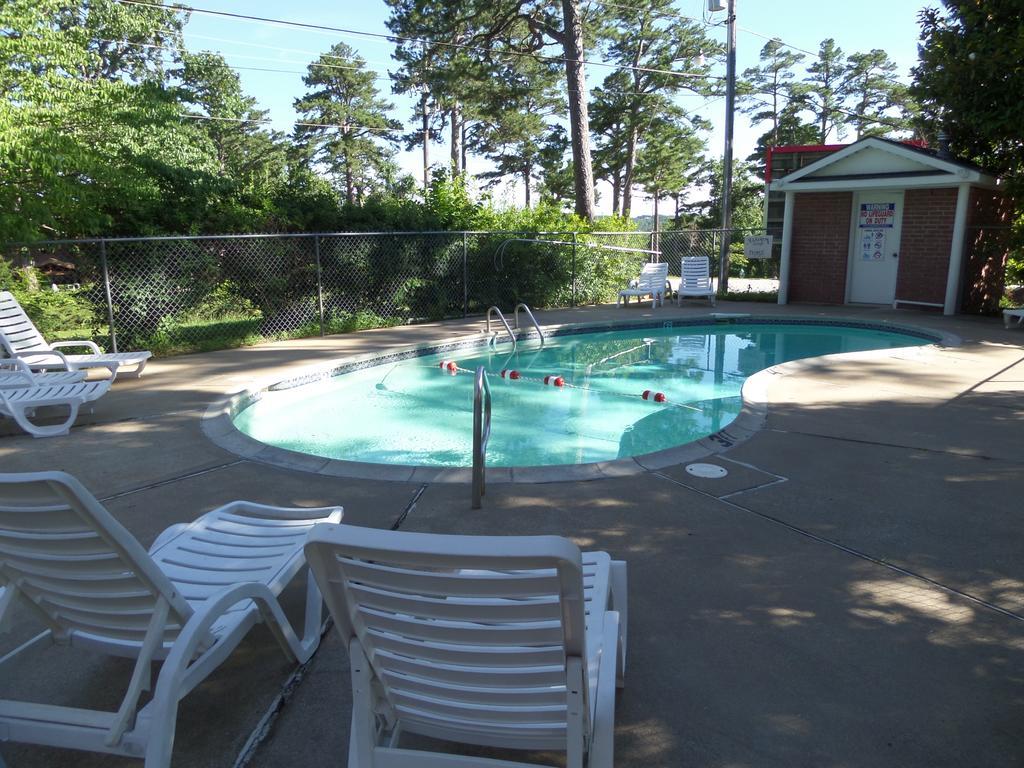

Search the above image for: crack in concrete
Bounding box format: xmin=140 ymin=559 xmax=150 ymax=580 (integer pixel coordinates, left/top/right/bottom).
xmin=652 ymin=470 xmax=1024 ymax=625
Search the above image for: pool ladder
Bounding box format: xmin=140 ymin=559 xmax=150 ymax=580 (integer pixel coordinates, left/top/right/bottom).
xmin=486 ymin=303 xmax=545 ymax=349
xmin=471 ymin=365 xmax=491 ymax=509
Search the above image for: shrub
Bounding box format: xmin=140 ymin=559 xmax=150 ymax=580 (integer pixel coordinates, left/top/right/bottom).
xmin=0 ymin=258 xmax=101 ymax=342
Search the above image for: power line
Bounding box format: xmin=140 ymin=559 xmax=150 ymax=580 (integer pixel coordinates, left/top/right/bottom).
xmin=113 ymin=0 xmax=908 ymax=135
xmin=115 ymin=0 xmax=722 ymax=83
xmin=737 ymin=27 xmax=818 ymax=58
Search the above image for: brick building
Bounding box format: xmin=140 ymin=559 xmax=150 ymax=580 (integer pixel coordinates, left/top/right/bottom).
xmin=771 ymin=137 xmax=1013 ymax=315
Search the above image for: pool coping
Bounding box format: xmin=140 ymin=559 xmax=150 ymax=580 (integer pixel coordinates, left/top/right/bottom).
xmin=201 ymin=314 xmax=960 ymax=484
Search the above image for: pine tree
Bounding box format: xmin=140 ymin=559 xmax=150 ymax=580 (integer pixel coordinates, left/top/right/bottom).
xmin=293 ymin=43 xmax=402 ymax=205
xmin=592 ymin=0 xmax=718 ymax=217
xmin=803 ymin=38 xmax=848 ymax=143
xmin=739 ymin=38 xmax=805 ymax=149
xmin=840 ymin=50 xmax=910 ymax=139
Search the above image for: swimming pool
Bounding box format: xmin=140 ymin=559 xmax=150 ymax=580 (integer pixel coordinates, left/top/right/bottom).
xmin=231 ymin=321 xmax=932 ymax=468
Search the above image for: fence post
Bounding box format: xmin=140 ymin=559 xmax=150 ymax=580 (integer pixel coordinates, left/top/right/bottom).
xmin=314 ymin=235 xmax=325 ymax=337
xmin=571 ymin=232 xmax=577 ymax=308
xmin=462 ymin=231 xmax=468 ymax=317
xmin=99 ymin=239 xmax=118 ymax=354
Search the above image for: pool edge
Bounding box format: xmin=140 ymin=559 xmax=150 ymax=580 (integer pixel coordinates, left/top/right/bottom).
xmin=201 ymin=314 xmax=959 ymax=484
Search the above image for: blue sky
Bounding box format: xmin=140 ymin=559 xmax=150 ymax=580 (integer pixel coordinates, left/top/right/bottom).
xmin=180 ymin=0 xmax=933 ymax=213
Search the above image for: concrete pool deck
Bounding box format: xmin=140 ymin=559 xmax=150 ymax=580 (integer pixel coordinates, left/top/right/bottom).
xmin=1 ymin=301 xmax=1022 ymax=768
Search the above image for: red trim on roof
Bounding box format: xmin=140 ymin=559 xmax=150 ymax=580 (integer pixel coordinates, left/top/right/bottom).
xmin=768 ymin=144 xmax=847 ymax=154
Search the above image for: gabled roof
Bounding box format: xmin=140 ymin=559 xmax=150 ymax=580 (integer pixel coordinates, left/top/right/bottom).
xmin=770 ymin=136 xmax=998 ymax=192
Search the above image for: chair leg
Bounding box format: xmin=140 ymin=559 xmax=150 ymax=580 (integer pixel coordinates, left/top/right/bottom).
xmin=610 ymin=560 xmax=627 ymax=686
xmin=6 ymin=399 xmax=81 ymax=438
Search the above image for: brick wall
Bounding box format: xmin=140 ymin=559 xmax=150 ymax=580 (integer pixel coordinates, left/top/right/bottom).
xmin=788 ymin=192 xmax=852 ymax=304
xmin=894 ymin=188 xmax=957 ymax=305
xmin=962 ymin=188 xmax=1015 ymax=314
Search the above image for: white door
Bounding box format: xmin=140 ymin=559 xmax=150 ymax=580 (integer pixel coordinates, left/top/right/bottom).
xmin=848 ymin=191 xmax=903 ymax=304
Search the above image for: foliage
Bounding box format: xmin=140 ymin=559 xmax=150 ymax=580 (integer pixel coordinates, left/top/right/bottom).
xmin=0 ymin=259 xmax=100 ymax=338
xmin=912 ymin=2 xmax=1024 ymax=196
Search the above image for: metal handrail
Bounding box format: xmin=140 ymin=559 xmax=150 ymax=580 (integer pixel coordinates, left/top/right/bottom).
xmin=485 ymin=306 xmax=516 ymax=348
xmin=513 ymin=303 xmax=545 ymax=345
xmin=471 ymin=365 xmax=492 ymax=509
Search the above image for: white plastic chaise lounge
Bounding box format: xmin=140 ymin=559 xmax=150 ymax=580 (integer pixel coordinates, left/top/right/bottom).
xmin=0 ymin=471 xmax=343 ymax=768
xmin=304 ymin=523 xmax=628 ymax=768
xmin=0 ymin=359 xmax=110 ymax=437
xmin=676 ymin=256 xmax=716 ymax=307
xmin=1003 ymin=307 xmax=1024 ymax=329
xmin=0 ymin=290 xmax=151 ymax=379
xmin=617 ymin=262 xmax=669 ymax=308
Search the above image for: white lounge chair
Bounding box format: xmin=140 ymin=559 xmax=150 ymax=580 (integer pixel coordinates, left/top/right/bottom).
xmin=0 ymin=470 xmax=343 ymax=768
xmin=0 ymin=290 xmax=151 ymax=379
xmin=0 ymin=355 xmax=86 ymax=388
xmin=617 ymin=262 xmax=669 ymax=308
xmin=676 ymin=256 xmax=716 ymax=307
xmin=304 ymin=524 xmax=627 ymax=768
xmin=1003 ymin=308 xmax=1024 ymax=329
xmin=0 ymin=377 xmax=111 ymax=437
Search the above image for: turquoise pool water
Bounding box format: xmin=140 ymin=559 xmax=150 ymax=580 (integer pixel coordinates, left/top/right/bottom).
xmin=233 ymin=323 xmax=928 ymax=467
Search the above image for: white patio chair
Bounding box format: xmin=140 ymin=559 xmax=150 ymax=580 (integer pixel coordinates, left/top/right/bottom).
xmin=0 ymin=290 xmax=151 ymax=379
xmin=0 ymin=471 xmax=343 ymax=767
xmin=676 ymin=256 xmax=716 ymax=307
xmin=304 ymin=524 xmax=627 ymax=768
xmin=617 ymin=262 xmax=669 ymax=308
xmin=0 ymin=377 xmax=111 ymax=437
xmin=1003 ymin=308 xmax=1024 ymax=329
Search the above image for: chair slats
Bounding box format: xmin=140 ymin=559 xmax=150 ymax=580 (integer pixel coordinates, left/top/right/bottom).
xmin=366 ymin=629 xmax=565 ymax=667
xmin=374 ymin=650 xmax=566 ymax=688
xmin=348 ymin=582 xmax=563 ymax=623
xmin=358 ymin=606 xmax=564 ymax=646
xmin=336 ymin=557 xmax=561 ymax=598
xmin=390 ymin=689 xmax=567 ymax=725
xmin=381 ymin=669 xmax=567 ymax=707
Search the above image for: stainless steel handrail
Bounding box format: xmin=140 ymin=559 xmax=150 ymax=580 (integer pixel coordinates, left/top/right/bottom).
xmin=485 ymin=306 xmax=516 ymax=348
xmin=513 ymin=303 xmax=545 ymax=346
xmin=471 ymin=365 xmax=492 ymax=509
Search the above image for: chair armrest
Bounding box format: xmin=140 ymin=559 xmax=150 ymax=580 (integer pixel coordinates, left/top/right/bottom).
xmin=213 ymin=500 xmax=344 ymax=521
xmin=8 ymin=349 xmax=73 ymax=370
xmin=50 ymin=340 xmax=103 ymax=354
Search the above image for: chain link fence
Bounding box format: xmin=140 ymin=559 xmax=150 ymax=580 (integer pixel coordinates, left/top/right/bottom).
xmin=3 ymin=227 xmax=772 ymax=356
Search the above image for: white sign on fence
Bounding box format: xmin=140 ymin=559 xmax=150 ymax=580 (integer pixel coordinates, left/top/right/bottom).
xmin=744 ymin=234 xmax=773 ymax=260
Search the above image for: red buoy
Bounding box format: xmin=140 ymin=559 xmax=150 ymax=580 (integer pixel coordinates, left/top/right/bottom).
xmin=439 ymin=360 xmax=449 ymax=370
xmin=544 ymin=374 xmax=565 ymax=387
xmin=654 ymin=392 xmax=666 ymax=402
xmin=446 ymin=361 xmax=458 ymax=373
xmin=554 ymin=376 xmax=565 ymax=387
xmin=509 ymin=370 xmax=520 ymax=380
xmin=642 ymin=389 xmax=652 ymax=400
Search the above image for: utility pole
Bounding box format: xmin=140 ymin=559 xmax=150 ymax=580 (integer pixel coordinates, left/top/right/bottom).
xmin=718 ymin=0 xmax=737 ymax=295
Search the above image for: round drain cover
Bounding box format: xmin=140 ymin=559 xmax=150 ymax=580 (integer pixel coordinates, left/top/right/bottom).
xmin=685 ymin=463 xmax=728 ymax=479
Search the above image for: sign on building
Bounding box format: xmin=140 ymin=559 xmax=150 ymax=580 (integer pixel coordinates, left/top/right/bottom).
xmin=744 ymin=234 xmax=773 ymax=260
xmin=858 ymin=203 xmax=894 ymax=260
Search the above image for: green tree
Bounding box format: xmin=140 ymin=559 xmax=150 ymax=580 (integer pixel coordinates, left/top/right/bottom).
xmin=634 ymin=114 xmax=704 ymax=227
xmin=399 ymin=0 xmax=598 ymax=220
xmin=912 ymin=1 xmax=1024 ymax=191
xmin=293 ymin=43 xmax=402 ymax=205
xmin=739 ymin=38 xmax=805 ymax=150
xmin=840 ymin=49 xmax=912 ymax=139
xmin=803 ymin=38 xmax=848 ymax=143
xmin=468 ymin=56 xmax=563 ymax=207
xmin=592 ymin=0 xmax=718 ymax=217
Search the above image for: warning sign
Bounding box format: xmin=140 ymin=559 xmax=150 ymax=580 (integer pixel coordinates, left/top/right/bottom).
xmin=859 ymin=203 xmax=895 ymax=228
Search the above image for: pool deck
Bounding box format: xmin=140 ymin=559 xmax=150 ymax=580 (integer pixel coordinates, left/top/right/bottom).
xmin=2 ymin=300 xmax=1023 ymax=768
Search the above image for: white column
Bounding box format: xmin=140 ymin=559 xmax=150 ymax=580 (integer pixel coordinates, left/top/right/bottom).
xmin=943 ymin=183 xmax=972 ymax=315
xmin=777 ymin=190 xmax=795 ymax=305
